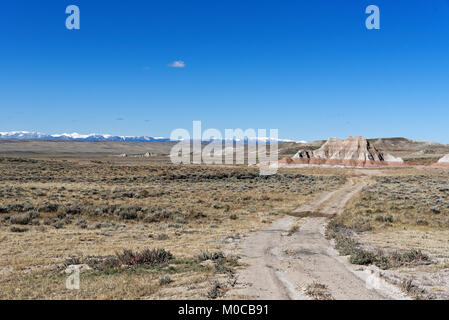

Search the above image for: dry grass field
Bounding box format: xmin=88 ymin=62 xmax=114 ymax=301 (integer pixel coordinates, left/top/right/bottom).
xmin=2 ymin=153 xmax=449 ymax=300
xmin=340 ymin=169 xmax=449 ymax=230
xmin=327 ymin=168 xmax=449 ymax=299
xmin=0 ymin=157 xmax=345 ymax=299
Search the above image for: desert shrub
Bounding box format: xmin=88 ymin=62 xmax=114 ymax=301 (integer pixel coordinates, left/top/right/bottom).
xmin=191 ymin=211 xmax=207 ymax=219
xmin=350 ymin=220 xmax=373 ymax=232
xmin=119 ymin=211 xmax=138 ymax=220
xmin=399 ymin=279 xmax=429 ymax=299
xmin=10 ymin=211 xmax=39 ymax=225
xmin=8 ymin=202 xmax=34 ymax=213
xmin=334 ymin=234 xmax=358 ymax=256
xmin=327 ymin=217 xmax=429 ymax=269
xmin=389 ymin=249 xmax=429 ymax=267
xmin=196 ymin=251 xmax=233 ymax=274
xmin=120 ymin=191 xmax=135 ymax=198
xmin=93 ymin=206 xmax=110 ymax=216
xmin=214 ymin=258 xmax=232 ymax=274
xmin=374 ymin=255 xmax=390 ymax=269
xmin=93 ymin=221 xmax=116 ymax=230
xmin=374 ymin=214 xmax=394 ymax=223
xmin=174 ymin=216 xmax=186 ymax=224
xmin=331 ymin=228 xmax=429 ymax=268
xmin=64 ymin=216 xmax=72 ymax=225
xmin=198 ymin=251 xmax=224 ymax=261
xmin=207 ymin=281 xmax=225 ymax=299
xmin=349 ymin=249 xmax=376 ymax=265
xmin=116 ymin=248 xmax=173 ymax=267
xmin=86 ymin=256 xmax=120 ymax=271
xmin=156 ymin=208 xmax=179 ymax=220
xmin=63 ymin=204 xmax=81 ymax=215
xmin=305 ymin=282 xmax=334 ymax=300
xmin=416 ymin=218 xmax=429 ymax=226
xmin=156 ymin=234 xmax=169 ymax=240
xmin=10 ymin=226 xmax=29 ymax=233
xmin=159 ymin=275 xmax=173 ymax=286
xmin=115 ymin=206 xmax=138 ymax=220
xmin=10 ymin=213 xmax=30 ymax=225
xmin=430 ymin=207 xmax=440 ymax=214
xmin=325 ymin=219 xmax=346 ymax=239
xmin=75 ymin=217 xmax=88 ymax=229
xmin=37 ymin=203 xmax=59 ymax=213
xmin=0 ymin=205 xmax=8 ymax=214
xmin=52 ymin=219 xmax=63 ymax=229
xmin=64 ymin=256 xmax=81 ymax=267
xmin=141 ymin=208 xmax=185 ymax=222
xmin=143 ymin=215 xmax=157 ymax=223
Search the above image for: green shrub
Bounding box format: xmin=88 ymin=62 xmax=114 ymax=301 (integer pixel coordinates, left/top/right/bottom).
xmin=334 ymin=235 xmax=358 ymax=256
xmin=349 ymin=249 xmax=375 ymax=265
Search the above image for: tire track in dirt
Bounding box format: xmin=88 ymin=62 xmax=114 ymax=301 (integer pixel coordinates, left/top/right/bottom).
xmin=228 ymin=175 xmax=400 ymax=300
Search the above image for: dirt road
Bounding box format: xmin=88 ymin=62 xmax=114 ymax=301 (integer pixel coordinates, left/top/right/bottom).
xmin=229 ymin=175 xmax=406 ymax=300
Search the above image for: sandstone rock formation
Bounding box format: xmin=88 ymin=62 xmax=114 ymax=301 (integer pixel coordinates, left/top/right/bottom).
xmin=278 ymin=136 xmax=404 ymax=168
xmin=438 ymin=154 xmax=449 ymax=163
xmin=432 ymin=154 xmax=449 ymax=167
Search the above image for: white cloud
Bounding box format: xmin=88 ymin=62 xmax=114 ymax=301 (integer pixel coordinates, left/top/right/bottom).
xmin=169 ymin=60 xmax=185 ymax=68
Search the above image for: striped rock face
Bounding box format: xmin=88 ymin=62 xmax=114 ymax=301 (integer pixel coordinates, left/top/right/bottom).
xmin=432 ymin=154 xmax=449 ymax=167
xmin=280 ymin=136 xmax=404 ymax=168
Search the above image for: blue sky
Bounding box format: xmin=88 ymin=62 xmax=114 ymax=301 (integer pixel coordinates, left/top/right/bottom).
xmin=1 ymin=0 xmax=449 ymax=142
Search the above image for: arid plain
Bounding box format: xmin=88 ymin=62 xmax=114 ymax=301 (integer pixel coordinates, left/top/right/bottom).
xmin=1 ymin=138 xmax=449 ymax=299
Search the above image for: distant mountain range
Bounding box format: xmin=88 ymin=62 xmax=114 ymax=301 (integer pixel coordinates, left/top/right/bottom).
xmin=0 ymin=131 xmax=304 ymax=144
xmin=0 ymin=131 xmax=171 ymax=142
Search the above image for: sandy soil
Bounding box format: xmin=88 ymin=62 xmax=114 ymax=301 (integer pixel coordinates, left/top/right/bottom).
xmin=228 ymin=175 xmax=407 ymax=300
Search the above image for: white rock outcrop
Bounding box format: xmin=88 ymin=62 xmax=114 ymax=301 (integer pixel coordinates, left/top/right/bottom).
xmin=437 ymin=154 xmax=449 ymax=163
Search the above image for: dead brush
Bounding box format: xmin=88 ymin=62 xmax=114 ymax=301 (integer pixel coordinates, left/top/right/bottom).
xmin=305 ymin=282 xmax=334 ymax=300
xmin=159 ymin=275 xmax=173 ymax=286
xmin=85 ymin=255 xmax=120 ymax=271
xmin=10 ymin=211 xmax=39 ymax=225
xmin=207 ymin=281 xmax=226 ymax=299
xmin=400 ymin=279 xmax=429 ymax=299
xmin=387 ymin=249 xmax=430 ymax=268
xmin=10 ymin=226 xmax=29 ymax=233
xmin=116 ymin=248 xmax=173 ymax=267
xmin=198 ymin=251 xmax=225 ymax=262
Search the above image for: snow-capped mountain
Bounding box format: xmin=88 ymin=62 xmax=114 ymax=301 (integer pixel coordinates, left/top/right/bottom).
xmin=0 ymin=131 xmax=305 ymax=144
xmin=0 ymin=131 xmax=171 ymax=142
